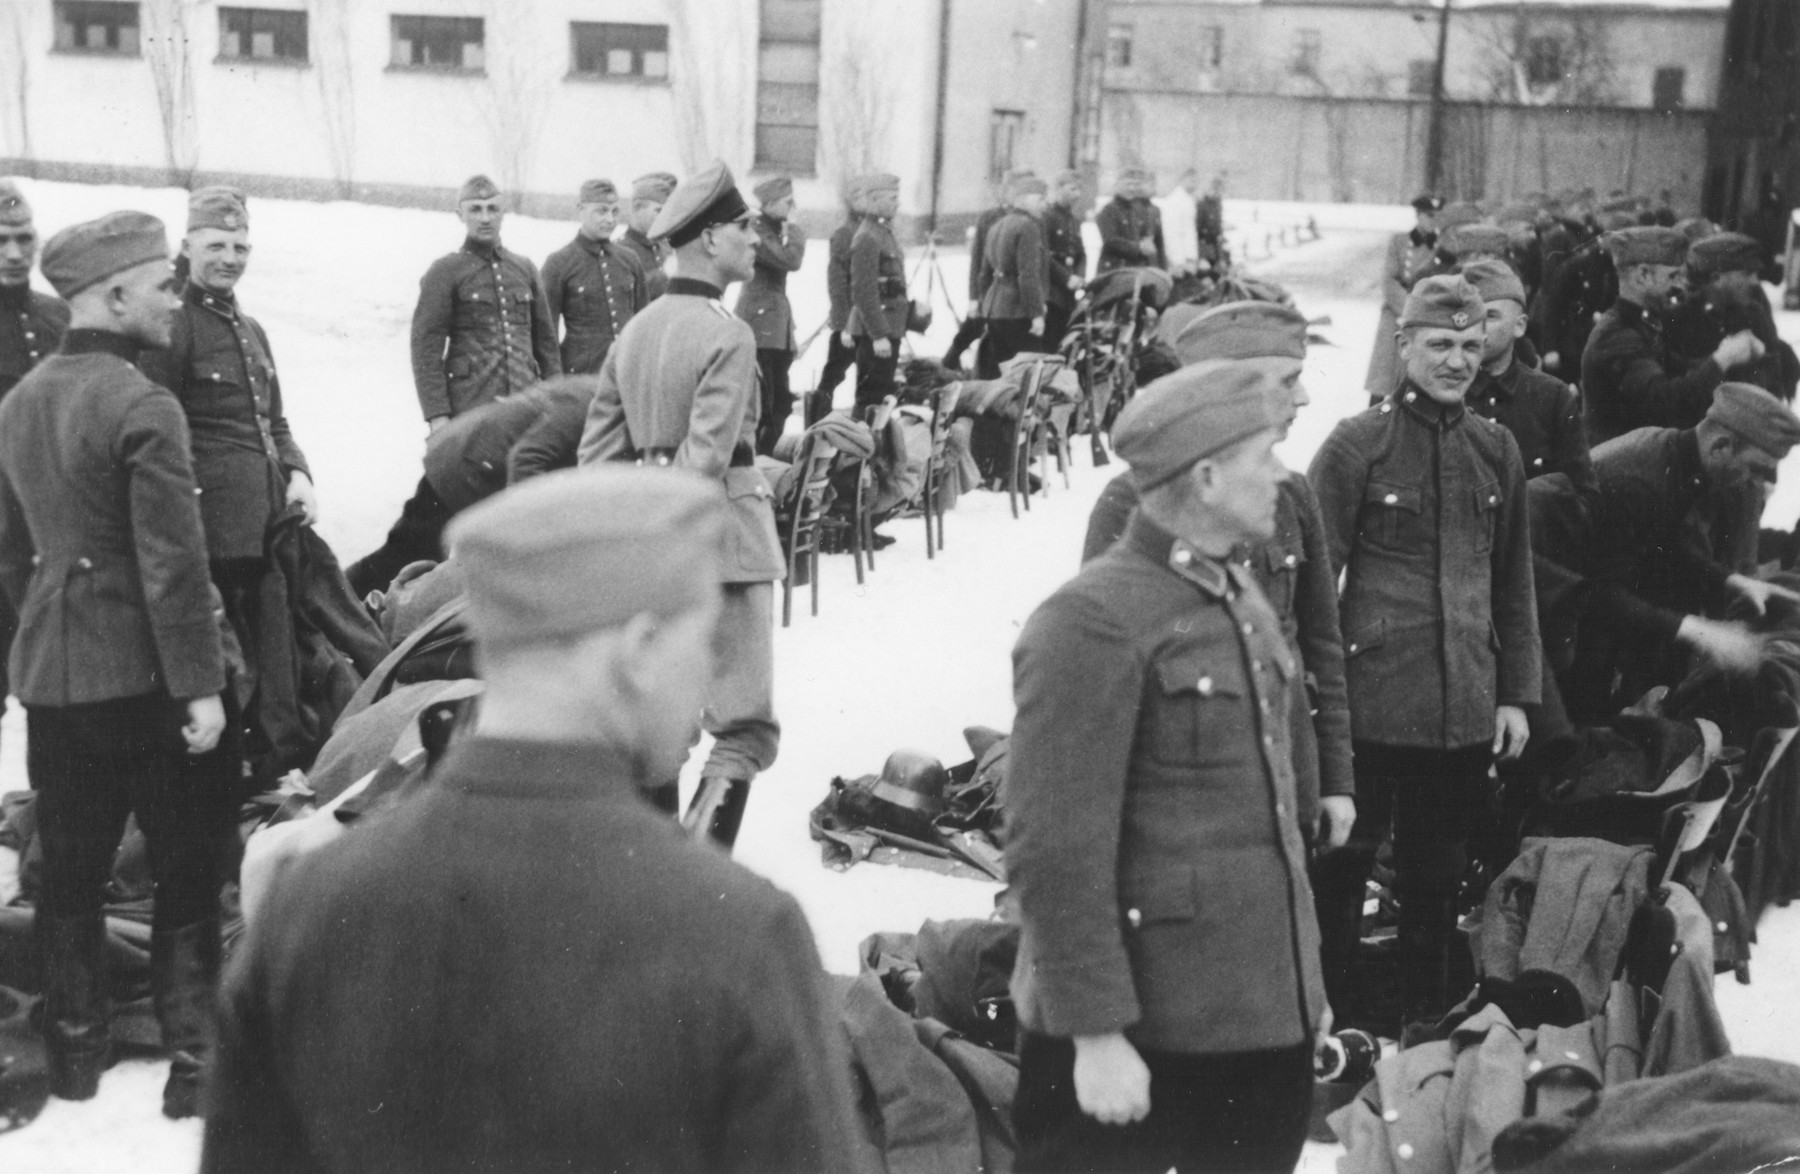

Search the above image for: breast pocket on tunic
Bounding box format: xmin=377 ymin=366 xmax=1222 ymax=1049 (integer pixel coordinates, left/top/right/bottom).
xmin=1260 ymin=541 xmax=1304 ymax=621
xmin=1473 ymin=480 xmax=1502 ymax=554
xmin=1143 ymin=646 xmax=1247 ymax=770
xmin=1360 ymin=480 xmax=1421 ymax=553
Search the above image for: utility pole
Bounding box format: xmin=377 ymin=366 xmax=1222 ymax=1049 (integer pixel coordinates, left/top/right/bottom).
xmin=1424 ymin=0 xmax=1454 ymax=193
xmin=927 ymin=0 xmax=953 ymax=236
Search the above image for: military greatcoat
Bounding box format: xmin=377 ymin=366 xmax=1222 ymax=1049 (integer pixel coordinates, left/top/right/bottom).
xmin=410 ymin=239 xmax=560 ymax=421
xmin=0 ymin=283 xmax=69 ymax=401
xmin=540 ymin=232 xmax=647 ymax=375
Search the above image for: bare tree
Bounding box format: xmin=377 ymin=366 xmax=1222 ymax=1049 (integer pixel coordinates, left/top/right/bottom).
xmin=0 ymin=1 xmax=31 ymax=159
xmin=142 ymin=0 xmax=199 ymax=185
xmin=668 ymin=0 xmax=755 ymax=174
xmin=820 ymin=39 xmax=894 ymax=187
xmin=1472 ymin=8 xmax=1621 ymax=107
xmin=478 ymin=2 xmax=555 ymax=208
xmin=309 ymin=0 xmax=356 ymax=198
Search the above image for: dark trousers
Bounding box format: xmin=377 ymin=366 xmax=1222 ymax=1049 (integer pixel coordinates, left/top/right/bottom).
xmin=817 ymin=330 xmax=856 ymax=398
xmin=943 ymin=314 xmax=987 ymax=370
xmin=854 ymin=336 xmax=900 ymax=411
xmin=755 ymin=348 xmax=795 ymax=456
xmin=980 ymin=317 xmax=1040 ymax=379
xmin=1312 ymin=741 xmax=1494 ymax=1020
xmin=1044 ymin=301 xmax=1074 ymax=351
xmin=28 ymin=693 xmax=236 ymax=930
xmin=345 ymin=474 xmax=454 ymax=598
xmin=1013 ymin=1033 xmax=1312 ymax=1174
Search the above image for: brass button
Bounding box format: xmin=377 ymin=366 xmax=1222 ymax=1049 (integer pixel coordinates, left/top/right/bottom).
xmin=1398 ymin=1143 xmax=1415 ymax=1160
xmin=1564 ymin=1050 xmax=1580 ymax=1060
xmin=1241 ymin=622 xmax=1253 ymax=636
xmin=1383 ymin=1109 xmax=1399 ymax=1124
xmin=1275 ymin=802 xmax=1286 ymax=817
xmin=1489 ymin=494 xmax=1498 ymax=505
xmin=1173 ymin=549 xmax=1191 ymax=565
xmin=1527 ymin=1059 xmax=1543 ymax=1074
xmin=1197 ymin=676 xmax=1213 ymax=696
xmin=76 ymin=557 xmax=92 ymax=570
xmin=1284 ymin=554 xmax=1297 ymax=567
xmin=1126 ymin=908 xmax=1142 ymax=928
xmin=1384 ymin=493 xmax=1398 ymax=505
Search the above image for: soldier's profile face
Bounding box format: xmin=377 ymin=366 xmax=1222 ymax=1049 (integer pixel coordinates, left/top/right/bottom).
xmin=578 ymin=200 xmax=619 ymax=240
xmin=629 ymin=199 xmax=663 ymax=234
xmin=111 ymin=258 xmax=181 ymax=348
xmin=460 ymin=198 xmax=505 ymax=243
xmin=185 ymin=227 xmax=252 ymax=294
xmin=1200 ymin=428 xmax=1285 ymax=543
xmin=0 ymin=222 xmax=35 ymax=286
xmin=762 ymin=195 xmax=795 ymax=221
xmin=706 ymin=214 xmax=758 ymax=284
xmin=869 ymin=190 xmax=899 ymax=219
xmin=1480 ymin=300 xmax=1527 ymax=364
xmin=1399 ymin=324 xmax=1485 ymax=402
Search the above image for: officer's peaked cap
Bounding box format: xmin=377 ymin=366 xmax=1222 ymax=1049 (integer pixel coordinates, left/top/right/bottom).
xmin=649 ymin=161 xmax=750 ymax=247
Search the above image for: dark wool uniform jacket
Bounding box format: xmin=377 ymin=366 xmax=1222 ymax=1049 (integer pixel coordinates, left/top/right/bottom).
xmin=1580 ymin=298 xmax=1723 ymax=446
xmin=201 ymin=738 xmax=863 ymax=1174
xmin=966 ymin=204 xmax=1008 ymax=305
xmin=579 ymin=277 xmax=783 ymax=583
xmin=420 ymin=378 xmax=594 ymax=514
xmin=617 ymin=226 xmax=670 ymax=302
xmin=1094 ymin=196 xmax=1166 ymax=274
xmin=0 ymin=330 xmax=225 ymax=705
xmin=409 ymin=239 xmax=560 ymax=421
xmin=540 ymin=232 xmax=646 ymax=375
xmin=0 ymin=284 xmax=69 ymax=400
xmin=1081 ymin=474 xmax=1355 ymax=826
xmin=978 ymin=209 xmax=1048 ymax=322
xmin=735 ymin=214 xmax=807 ymax=351
xmin=1007 ymin=514 xmax=1326 ymax=1053
xmin=826 ymin=217 xmax=858 ymax=332
xmin=1466 ymin=358 xmax=1597 ymax=498
xmin=140 ymin=284 xmax=311 ymax=561
xmin=1043 ymin=203 xmax=1087 ymax=312
xmin=1310 ymin=387 xmax=1542 ymax=749
xmin=848 ymin=217 xmax=908 ymax=340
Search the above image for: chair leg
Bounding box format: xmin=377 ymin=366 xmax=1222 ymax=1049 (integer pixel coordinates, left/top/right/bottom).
xmin=924 ymin=472 xmax=936 ymax=559
xmin=852 ymin=516 xmax=865 ymax=586
xmin=1008 ymin=424 xmax=1022 ymax=519
xmin=864 ymin=506 xmax=876 ymax=572
xmin=810 ymin=545 xmax=820 ymax=617
xmin=782 ymin=575 xmax=792 ymax=628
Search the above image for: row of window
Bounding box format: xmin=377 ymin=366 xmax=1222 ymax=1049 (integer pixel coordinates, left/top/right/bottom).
xmin=52 ymin=2 xmax=669 ymax=80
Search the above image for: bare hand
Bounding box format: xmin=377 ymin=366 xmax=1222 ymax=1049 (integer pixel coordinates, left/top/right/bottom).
xmin=1138 ymin=239 xmax=1157 ymax=258
xmin=839 ymin=331 xmax=854 ymax=348
xmin=427 ymin=415 xmax=450 ymax=437
xmin=1069 ymin=275 xmax=1085 ymax=291
xmin=1072 ymin=1034 xmax=1151 ymax=1126
xmin=183 ymin=695 xmax=227 ymax=756
xmin=1317 ymin=795 xmax=1356 ymax=850
xmin=1031 ymin=316 xmax=1046 ymax=337
xmin=1493 ymin=704 xmax=1530 ymax=762
xmin=1714 ymin=330 xmax=1764 ymax=371
xmin=1726 ymin=573 xmax=1800 ymax=617
xmin=1543 ymin=351 xmax=1561 ymax=372
xmin=873 ymin=338 xmax=893 ymax=359
xmin=285 ymin=471 xmax=319 ymax=526
xmin=1678 ymin=615 xmax=1765 ymax=675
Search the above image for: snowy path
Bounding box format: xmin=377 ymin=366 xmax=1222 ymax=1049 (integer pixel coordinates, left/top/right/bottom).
xmin=0 ymin=181 xmax=1796 ymax=1171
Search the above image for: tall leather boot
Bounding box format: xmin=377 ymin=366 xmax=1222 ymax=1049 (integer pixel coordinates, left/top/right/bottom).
xmin=153 ymin=917 xmax=221 ymax=1120
xmin=1396 ymin=900 xmax=1457 ymax=1029
xmin=1309 ymin=850 xmax=1368 ymax=1019
xmin=38 ymin=912 xmax=110 ymax=1101
xmin=687 ymin=777 xmax=752 ymax=852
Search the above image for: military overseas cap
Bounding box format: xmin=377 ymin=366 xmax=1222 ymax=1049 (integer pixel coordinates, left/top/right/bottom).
xmin=447 ymin=465 xmax=727 ymax=651
xmin=1008 ymin=174 xmax=1048 ymax=200
xmin=1114 ymin=166 xmax=1154 ymax=196
xmin=1053 ymin=169 xmax=1084 ymax=189
xmin=1442 ymin=223 xmax=1511 ymax=260
xmin=1460 ymin=258 xmax=1527 ymax=307
xmin=1675 ymin=216 xmax=1719 ymax=243
xmin=187 ymin=185 xmax=248 ymax=232
xmin=1173 ymin=300 xmax=1308 ymax=365
xmin=1707 ymin=382 xmax=1800 ymax=460
xmin=1687 ymin=232 xmax=1764 ymax=278
xmin=1113 ymin=362 xmax=1280 ymax=492
xmin=1400 ymin=274 xmax=1485 ymax=331
xmin=578 ymin=178 xmax=618 ymax=205
xmin=631 ymin=172 xmax=678 ymax=204
xmin=1604 ymin=225 xmax=1688 ymax=268
xmin=458 ymin=174 xmax=501 ymax=204
xmin=1494 ymin=202 xmax=1538 ymax=226
xmin=752 ymin=175 xmax=793 ymax=206
xmin=861 ymin=172 xmax=901 ymax=197
xmin=1411 ymin=193 xmax=1445 ymax=213
xmin=1436 ymin=202 xmax=1485 ymax=231
xmin=39 ymin=210 xmax=170 ymax=299
xmin=650 ymin=160 xmax=751 ymax=247
xmin=0 ymin=178 xmax=30 ymax=226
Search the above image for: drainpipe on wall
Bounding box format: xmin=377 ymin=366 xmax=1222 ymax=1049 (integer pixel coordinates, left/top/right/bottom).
xmin=928 ymin=0 xmax=953 ymax=237
xmin=1424 ymin=0 xmax=1454 ymax=193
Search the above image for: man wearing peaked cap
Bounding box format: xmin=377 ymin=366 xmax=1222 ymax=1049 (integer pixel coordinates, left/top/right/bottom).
xmin=1095 ymin=165 xmax=1165 ymax=275
xmin=201 ymin=466 xmax=862 ymax=1174
xmin=1582 ymin=224 xmax=1762 ymax=446
xmin=847 ymin=171 xmax=910 ymax=410
xmin=578 ymin=160 xmax=780 ymax=852
xmin=0 ymin=179 xmax=71 ymax=403
xmin=369 ymin=174 xmax=560 ymax=597
xmin=618 ymin=170 xmax=679 ymax=301
xmin=1367 ymin=191 xmax=1449 ymax=397
xmin=541 ymin=178 xmax=648 ymax=377
xmin=944 ymin=167 xmax=1036 ymax=372
xmin=1310 ymin=270 xmax=1541 ymax=1026
xmin=735 ymin=174 xmax=807 ymax=454
xmin=0 ymin=211 xmax=235 ymax=1115
xmin=1461 ymin=258 xmax=1597 ymax=495
xmin=814 ymin=175 xmax=866 ymax=409
xmin=1009 ymin=359 xmax=1328 ymax=1172
xmin=1666 ymin=231 xmax=1800 ymax=403
xmin=1535 ymin=382 xmax=1800 ymax=724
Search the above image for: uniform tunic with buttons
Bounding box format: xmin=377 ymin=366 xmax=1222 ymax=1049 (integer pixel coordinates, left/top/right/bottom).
xmin=1310 ymin=385 xmax=1542 ymax=750
xmin=1043 ymin=203 xmax=1087 ymax=315
xmin=1581 ymin=297 xmax=1725 ymax=447
xmin=735 ymin=213 xmax=807 ymax=351
xmin=140 ymin=284 xmax=311 ymax=562
xmin=1094 ymin=196 xmax=1166 ymax=274
xmin=540 ymin=232 xmax=647 ymax=375
xmin=978 ymin=209 xmax=1048 ymax=323
xmin=1466 ymin=358 xmax=1597 ymax=500
xmin=1007 ymin=513 xmax=1326 ymax=1053
xmin=848 ymin=217 xmax=909 ymax=341
xmin=616 ymin=227 xmax=670 ymax=302
xmin=0 ymin=284 xmax=69 ymax=401
xmin=410 ymin=239 xmax=561 ymax=421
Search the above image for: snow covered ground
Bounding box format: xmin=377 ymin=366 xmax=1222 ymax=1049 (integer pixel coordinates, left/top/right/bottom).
xmin=0 ymin=179 xmax=1797 ymax=1171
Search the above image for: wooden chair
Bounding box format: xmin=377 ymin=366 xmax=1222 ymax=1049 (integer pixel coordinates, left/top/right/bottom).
xmin=921 ymin=382 xmax=961 ymax=558
xmin=1007 ymin=358 xmax=1068 ymax=519
xmin=778 ymin=432 xmax=839 ymax=626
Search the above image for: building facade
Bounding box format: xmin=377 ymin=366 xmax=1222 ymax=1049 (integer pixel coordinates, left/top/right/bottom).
xmin=1706 ymin=0 xmax=1799 ymax=244
xmin=0 ymin=0 xmax=1091 ymax=234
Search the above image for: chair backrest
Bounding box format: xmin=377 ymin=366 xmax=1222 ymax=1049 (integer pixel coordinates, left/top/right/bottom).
xmin=785 ymin=431 xmax=840 ymax=549
xmin=929 ymin=383 xmax=962 ymax=451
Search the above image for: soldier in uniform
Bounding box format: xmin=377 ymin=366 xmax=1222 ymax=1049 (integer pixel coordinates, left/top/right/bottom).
xmin=735 ymin=175 xmax=807 ymax=455
xmin=140 ymin=189 xmax=318 ymax=777
xmin=0 ymin=179 xmax=69 ymax=400
xmin=618 ymin=172 xmax=678 ymax=302
xmin=0 ymin=213 xmax=232 ymax=1115
xmin=1008 ymin=363 xmax=1326 ymax=1173
xmin=1461 ymin=259 xmax=1597 ymax=495
xmin=847 ymin=172 xmax=909 ymax=414
xmin=943 ymin=168 xmax=1033 ymax=373
xmin=202 ymin=467 xmax=860 ymax=1173
xmin=1582 ymin=226 xmax=1762 ymax=446
xmin=1094 ymin=167 xmax=1165 ymax=275
xmin=578 ymin=161 xmax=783 ymax=852
xmin=1042 ymin=169 xmax=1088 ymax=350
xmin=1667 ymin=231 xmax=1799 ymax=402
xmin=1309 ymin=276 xmax=1541 ymax=1024
xmin=977 ymin=173 xmax=1049 ymax=378
xmin=410 ymin=174 xmax=560 ymax=432
xmin=541 ymin=178 xmax=647 ymax=376
xmin=815 ymin=180 xmax=864 ymax=412
xmin=1364 ymin=194 xmax=1442 ymax=400
xmin=1533 ymin=210 xmax=1627 ymax=380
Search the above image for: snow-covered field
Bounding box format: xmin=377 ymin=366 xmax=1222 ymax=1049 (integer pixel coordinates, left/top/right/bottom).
xmin=0 ymin=179 xmax=1797 ymax=1172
